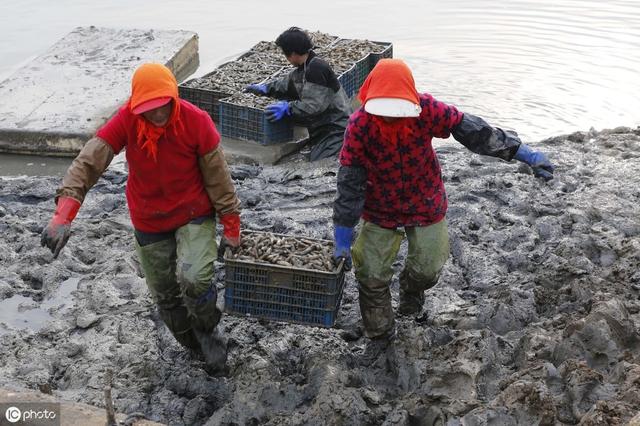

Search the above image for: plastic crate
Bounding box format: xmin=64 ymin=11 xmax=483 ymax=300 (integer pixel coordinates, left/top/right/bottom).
xmin=368 ymin=41 xmax=393 ymax=72
xmin=218 ymin=100 xmax=294 ymax=144
xmin=338 ymin=64 xmax=357 ymax=98
xmin=327 ymin=39 xmax=393 ymax=98
xmin=178 ymin=83 xmax=230 ymax=123
xmin=353 ymin=55 xmax=371 ymax=95
xmin=224 ymin=232 xmax=346 ymax=327
xmin=179 ymin=62 xmax=283 ymax=123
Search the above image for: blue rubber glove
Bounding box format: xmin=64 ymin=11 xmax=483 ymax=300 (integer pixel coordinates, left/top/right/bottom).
xmin=244 ymin=83 xmax=268 ymax=95
xmin=333 ymin=226 xmax=354 ymax=271
xmin=265 ymin=101 xmax=291 ymax=122
xmin=514 ymin=144 xmax=555 ymax=180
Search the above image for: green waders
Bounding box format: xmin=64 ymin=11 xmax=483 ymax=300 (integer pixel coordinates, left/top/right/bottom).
xmin=351 ymin=219 xmax=450 ymax=338
xmin=135 ymin=216 xmax=221 ymax=350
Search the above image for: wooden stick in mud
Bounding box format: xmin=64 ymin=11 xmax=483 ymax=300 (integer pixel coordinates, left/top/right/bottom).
xmin=104 ymin=368 xmax=117 ymax=426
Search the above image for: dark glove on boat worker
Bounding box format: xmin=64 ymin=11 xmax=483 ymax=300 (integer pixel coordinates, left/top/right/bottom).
xmin=245 ymin=27 xmax=352 ymax=161
xmin=41 ymin=63 xmax=241 ymax=374
xmin=332 ymin=59 xmax=554 ymax=340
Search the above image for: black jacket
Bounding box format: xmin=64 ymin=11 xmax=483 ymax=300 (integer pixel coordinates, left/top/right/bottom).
xmin=265 ymin=50 xmax=351 ymax=133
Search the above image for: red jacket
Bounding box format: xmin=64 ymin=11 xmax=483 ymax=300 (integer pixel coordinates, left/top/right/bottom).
xmin=97 ymin=100 xmax=220 ymax=232
xmin=339 ymin=93 xmax=463 ymax=228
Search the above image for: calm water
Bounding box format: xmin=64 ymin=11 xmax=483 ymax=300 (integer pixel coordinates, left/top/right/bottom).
xmin=0 ymin=0 xmax=639 ymax=174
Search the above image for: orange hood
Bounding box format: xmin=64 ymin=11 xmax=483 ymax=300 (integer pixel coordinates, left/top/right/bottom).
xmin=358 ymin=59 xmax=420 ymax=106
xmin=127 ymin=63 xmax=182 ymax=161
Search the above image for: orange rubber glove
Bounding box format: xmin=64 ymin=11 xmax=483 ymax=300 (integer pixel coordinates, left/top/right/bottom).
xmin=220 ymin=213 xmax=241 ymax=248
xmin=41 ymin=197 xmax=81 ymax=258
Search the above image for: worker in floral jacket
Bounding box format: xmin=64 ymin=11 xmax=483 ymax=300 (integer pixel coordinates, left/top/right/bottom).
xmin=41 ymin=63 xmax=241 ymax=374
xmin=332 ymin=59 xmax=554 ymax=342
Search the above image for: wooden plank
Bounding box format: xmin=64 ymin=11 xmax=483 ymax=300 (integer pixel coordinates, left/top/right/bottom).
xmin=0 ymin=26 xmax=198 ymax=156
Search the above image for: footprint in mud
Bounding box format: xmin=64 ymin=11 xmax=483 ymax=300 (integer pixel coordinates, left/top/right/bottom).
xmin=0 ymin=277 xmax=78 ymax=334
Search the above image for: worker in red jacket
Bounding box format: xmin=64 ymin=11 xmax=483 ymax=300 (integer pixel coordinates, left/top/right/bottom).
xmin=41 ymin=63 xmax=241 ymax=374
xmin=332 ymin=59 xmax=553 ymax=345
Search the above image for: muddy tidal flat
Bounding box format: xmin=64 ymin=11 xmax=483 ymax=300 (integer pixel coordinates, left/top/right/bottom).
xmin=1 ymin=127 xmax=639 ymax=425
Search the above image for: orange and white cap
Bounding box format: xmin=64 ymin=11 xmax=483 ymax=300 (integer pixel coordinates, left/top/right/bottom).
xmin=358 ymin=59 xmax=422 ymax=118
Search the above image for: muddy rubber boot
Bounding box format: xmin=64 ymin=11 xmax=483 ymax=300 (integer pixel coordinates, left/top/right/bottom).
xmin=398 ymin=266 xmax=436 ymax=316
xmin=397 ymin=289 xmax=426 ymax=316
xmin=359 ymin=278 xmax=396 ymax=339
xmin=359 ymin=327 xmax=397 ymax=367
xmin=181 ymin=286 xmax=228 ymax=375
xmin=193 ymin=327 xmax=228 ymax=376
xmin=158 ymin=305 xmax=201 ymax=351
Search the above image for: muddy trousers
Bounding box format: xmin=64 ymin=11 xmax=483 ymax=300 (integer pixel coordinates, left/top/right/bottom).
xmin=307 ymin=123 xmax=346 ymax=161
xmin=351 ymin=219 xmax=450 ymax=338
xmin=135 ymin=216 xmax=221 ymax=350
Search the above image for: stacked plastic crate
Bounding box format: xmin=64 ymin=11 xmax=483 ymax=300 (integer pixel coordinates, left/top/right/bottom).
xmin=178 ymin=60 xmax=282 ymax=126
xmin=179 ymin=32 xmax=392 ymax=145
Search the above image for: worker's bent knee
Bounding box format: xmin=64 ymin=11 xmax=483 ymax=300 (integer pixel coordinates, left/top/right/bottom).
xmin=400 ymin=265 xmax=442 ymax=292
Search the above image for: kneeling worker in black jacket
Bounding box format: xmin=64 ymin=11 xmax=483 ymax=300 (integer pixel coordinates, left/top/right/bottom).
xmin=245 ymin=27 xmax=352 ymax=161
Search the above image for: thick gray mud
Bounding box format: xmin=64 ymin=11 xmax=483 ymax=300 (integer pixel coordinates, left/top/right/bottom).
xmin=1 ymin=127 xmax=639 ymax=425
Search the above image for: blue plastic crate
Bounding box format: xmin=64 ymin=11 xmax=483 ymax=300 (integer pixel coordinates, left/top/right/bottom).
xmin=368 ymin=41 xmax=393 ymax=72
xmin=224 ymin=232 xmax=346 ymax=327
xmin=338 ymin=64 xmax=357 ymax=98
xmin=351 ymin=41 xmax=393 ymax=97
xmin=353 ymin=55 xmax=371 ymax=94
xmin=333 ymin=39 xmax=393 ymax=98
xmin=178 ymin=83 xmax=230 ymax=123
xmin=218 ymin=100 xmax=294 ymax=145
xmin=179 ymin=62 xmax=283 ymax=125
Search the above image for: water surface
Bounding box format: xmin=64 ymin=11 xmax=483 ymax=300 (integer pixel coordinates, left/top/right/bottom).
xmin=0 ymin=0 xmax=638 ymax=174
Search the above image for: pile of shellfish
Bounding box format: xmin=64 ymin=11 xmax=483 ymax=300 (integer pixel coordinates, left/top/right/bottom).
xmin=182 ymin=30 xmax=390 ymax=109
xmin=308 ymin=31 xmax=339 ymax=49
xmin=181 ymin=61 xmax=282 ymax=93
xmin=226 ymin=232 xmax=337 ymax=272
xmin=221 ymin=92 xmax=274 ymax=109
xmin=322 ymin=39 xmax=388 ymax=71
